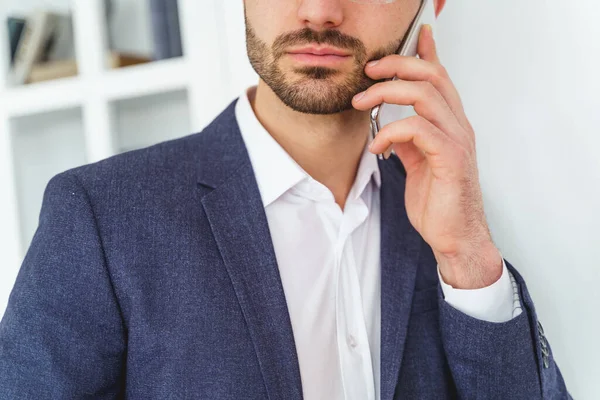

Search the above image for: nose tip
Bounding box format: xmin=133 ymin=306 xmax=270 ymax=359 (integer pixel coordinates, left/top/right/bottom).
xmin=297 ymin=0 xmax=344 ymax=30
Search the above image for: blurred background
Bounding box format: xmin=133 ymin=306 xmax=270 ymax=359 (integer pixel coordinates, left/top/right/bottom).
xmin=0 ymin=0 xmax=598 ymax=398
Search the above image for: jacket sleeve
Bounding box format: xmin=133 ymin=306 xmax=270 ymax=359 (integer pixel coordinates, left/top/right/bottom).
xmin=0 ymin=172 xmax=126 ymax=399
xmin=437 ymin=258 xmax=571 ymax=399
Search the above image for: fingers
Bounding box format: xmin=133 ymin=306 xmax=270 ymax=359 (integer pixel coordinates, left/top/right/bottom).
xmin=360 ymin=24 xmax=473 ymax=137
xmin=370 ymin=115 xmax=465 ymax=175
xmin=370 ymin=114 xmax=446 ymax=155
xmin=364 ymin=55 xmax=471 ymax=133
xmin=354 ymin=78 xmax=463 ymax=141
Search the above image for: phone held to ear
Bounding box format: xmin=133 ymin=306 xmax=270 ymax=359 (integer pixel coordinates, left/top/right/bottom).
xmin=369 ymin=0 xmax=437 ymax=160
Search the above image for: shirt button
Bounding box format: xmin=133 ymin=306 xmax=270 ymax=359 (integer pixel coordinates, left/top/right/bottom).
xmin=348 ymin=334 xmax=358 ymax=348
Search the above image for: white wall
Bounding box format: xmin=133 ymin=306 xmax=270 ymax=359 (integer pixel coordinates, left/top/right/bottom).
xmin=433 ymin=2 xmax=600 ymax=398
xmin=1 ymin=0 xmax=598 ymax=398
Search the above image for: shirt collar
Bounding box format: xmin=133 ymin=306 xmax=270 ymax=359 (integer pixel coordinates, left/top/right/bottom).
xmin=235 ymin=85 xmax=381 ymax=207
xmin=350 ymin=138 xmax=382 ymax=200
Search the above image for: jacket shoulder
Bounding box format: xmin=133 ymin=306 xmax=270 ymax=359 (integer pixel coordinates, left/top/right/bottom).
xmin=63 ymin=131 xmax=204 ymax=187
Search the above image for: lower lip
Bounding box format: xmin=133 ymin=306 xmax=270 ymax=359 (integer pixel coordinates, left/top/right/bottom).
xmin=287 ymin=53 xmax=350 ymax=66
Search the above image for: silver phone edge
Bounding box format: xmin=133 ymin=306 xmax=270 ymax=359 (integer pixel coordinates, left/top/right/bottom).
xmin=369 ymin=0 xmax=431 ymax=161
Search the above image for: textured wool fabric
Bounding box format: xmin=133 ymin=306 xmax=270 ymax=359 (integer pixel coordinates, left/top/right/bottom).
xmin=0 ymin=99 xmax=571 ymax=399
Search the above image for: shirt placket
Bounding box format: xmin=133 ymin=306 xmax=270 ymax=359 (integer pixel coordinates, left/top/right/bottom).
xmin=333 ymin=199 xmax=375 ymax=400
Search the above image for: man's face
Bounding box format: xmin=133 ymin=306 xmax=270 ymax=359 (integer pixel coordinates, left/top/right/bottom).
xmin=244 ymin=0 xmax=421 ymax=114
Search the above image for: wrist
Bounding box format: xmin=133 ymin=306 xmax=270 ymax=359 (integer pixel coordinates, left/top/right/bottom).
xmin=435 ymin=240 xmax=503 ymax=289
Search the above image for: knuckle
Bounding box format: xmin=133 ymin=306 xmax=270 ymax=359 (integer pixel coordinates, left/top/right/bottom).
xmin=460 ymin=133 xmax=476 ymax=154
xmin=411 ymin=115 xmax=430 ymax=132
xmin=406 ymin=114 xmax=424 ymax=125
xmin=428 ymin=65 xmax=448 ymax=85
xmin=435 ymin=64 xmax=449 ymax=79
xmin=455 ymin=145 xmax=472 ymax=168
xmin=419 ymin=81 xmax=438 ymax=99
xmin=466 ymin=138 xmax=477 ymax=155
xmin=370 ymin=81 xmax=388 ymax=95
xmin=379 ymin=125 xmax=394 ymax=141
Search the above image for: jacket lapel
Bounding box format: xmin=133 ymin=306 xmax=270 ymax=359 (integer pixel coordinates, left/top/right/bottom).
xmin=193 ymin=99 xmax=421 ymax=400
xmin=196 ymin=100 xmax=303 ymax=400
xmin=378 ymin=157 xmax=423 ymax=400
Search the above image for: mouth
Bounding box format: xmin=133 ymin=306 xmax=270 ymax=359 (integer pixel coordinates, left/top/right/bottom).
xmin=286 ymin=45 xmax=352 ymax=67
xmin=288 ymin=46 xmax=351 ymax=56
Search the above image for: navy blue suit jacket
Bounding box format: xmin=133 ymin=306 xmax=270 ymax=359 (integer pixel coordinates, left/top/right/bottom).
xmin=0 ymin=99 xmax=570 ymax=399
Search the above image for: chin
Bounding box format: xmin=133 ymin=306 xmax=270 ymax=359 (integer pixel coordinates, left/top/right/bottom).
xmin=276 ymin=81 xmax=356 ymax=115
xmin=263 ymin=64 xmax=366 ymax=114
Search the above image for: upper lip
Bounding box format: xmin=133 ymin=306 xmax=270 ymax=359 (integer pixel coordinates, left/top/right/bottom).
xmin=287 ymin=46 xmax=350 ymax=56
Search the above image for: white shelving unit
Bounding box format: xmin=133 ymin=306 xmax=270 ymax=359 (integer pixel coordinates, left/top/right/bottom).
xmin=0 ymin=0 xmax=257 ymax=303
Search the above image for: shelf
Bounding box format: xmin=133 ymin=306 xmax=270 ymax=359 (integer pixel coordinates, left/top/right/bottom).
xmin=0 ymin=57 xmax=191 ymax=118
xmin=103 ymin=56 xmax=189 ymax=101
xmin=0 ymin=76 xmax=84 ymax=118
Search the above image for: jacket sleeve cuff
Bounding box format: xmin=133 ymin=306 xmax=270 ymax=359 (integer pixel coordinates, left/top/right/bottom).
xmin=437 ymin=256 xmax=522 ymax=323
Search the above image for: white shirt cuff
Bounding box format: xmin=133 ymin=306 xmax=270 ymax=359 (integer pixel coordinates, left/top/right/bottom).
xmin=437 ymin=255 xmax=522 ymax=323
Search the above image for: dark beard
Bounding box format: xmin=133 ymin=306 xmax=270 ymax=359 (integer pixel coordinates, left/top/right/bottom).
xmin=244 ymin=15 xmax=400 ymax=115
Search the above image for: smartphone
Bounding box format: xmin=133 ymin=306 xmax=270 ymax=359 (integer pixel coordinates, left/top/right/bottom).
xmin=369 ymin=0 xmax=437 ymax=160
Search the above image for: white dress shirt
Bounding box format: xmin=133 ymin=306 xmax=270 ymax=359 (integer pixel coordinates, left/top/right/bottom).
xmin=234 ymin=85 xmax=521 ymax=400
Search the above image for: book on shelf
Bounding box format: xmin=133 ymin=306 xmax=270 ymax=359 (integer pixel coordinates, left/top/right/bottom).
xmin=8 ymin=10 xmax=75 ymax=85
xmin=165 ymin=0 xmax=183 ymax=59
xmin=9 ymin=10 xmax=60 ymax=85
xmin=7 ymin=17 xmax=26 ymax=65
xmin=27 ymin=52 xmax=152 ymax=83
xmin=149 ymin=0 xmax=183 ymax=60
xmin=149 ymin=0 xmax=170 ymax=60
xmin=45 ymin=13 xmax=74 ymax=62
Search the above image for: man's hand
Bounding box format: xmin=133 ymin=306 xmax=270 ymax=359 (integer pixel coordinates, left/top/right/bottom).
xmin=352 ymin=24 xmax=502 ymax=289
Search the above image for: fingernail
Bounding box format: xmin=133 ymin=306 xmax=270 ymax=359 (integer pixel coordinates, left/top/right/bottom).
xmin=368 ymin=140 xmax=374 ymax=151
xmin=384 ymin=146 xmax=393 ymax=160
xmin=366 ymin=60 xmax=379 ymax=67
xmin=424 ymin=24 xmax=433 ymax=37
xmin=353 ymin=91 xmax=366 ymax=102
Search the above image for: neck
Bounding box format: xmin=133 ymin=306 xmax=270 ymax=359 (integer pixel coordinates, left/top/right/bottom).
xmin=249 ymin=80 xmax=371 ymax=209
